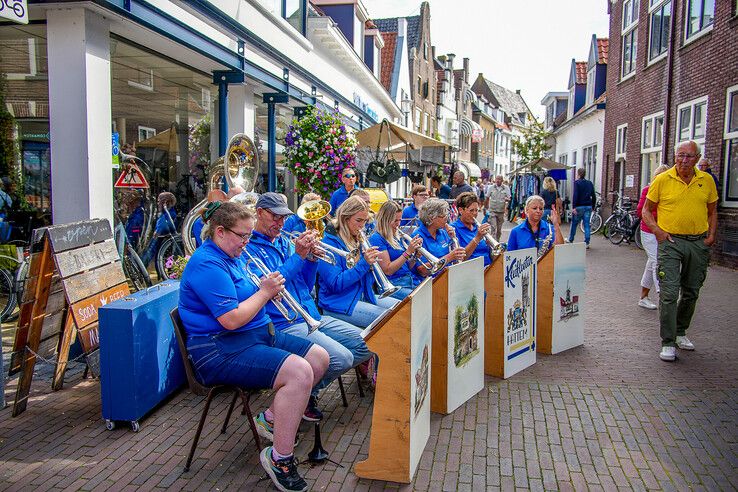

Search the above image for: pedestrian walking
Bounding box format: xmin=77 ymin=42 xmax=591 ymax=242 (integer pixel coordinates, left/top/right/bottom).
xmin=636 ymin=164 xmax=669 ymax=310
xmin=485 ymin=174 xmax=511 ymax=242
xmin=540 ymin=176 xmax=561 ymax=223
xmin=430 ymin=175 xmax=452 ymax=199
xmin=567 ymin=168 xmax=596 ymax=248
xmin=641 ymin=140 xmax=718 ymax=362
xmin=450 ymin=170 xmax=474 ymax=199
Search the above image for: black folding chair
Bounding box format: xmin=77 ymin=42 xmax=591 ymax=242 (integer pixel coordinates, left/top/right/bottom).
xmin=170 ymin=308 xmax=262 ymax=472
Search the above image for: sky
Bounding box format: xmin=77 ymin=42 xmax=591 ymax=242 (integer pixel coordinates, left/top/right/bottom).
xmin=367 ymin=0 xmax=610 ymax=120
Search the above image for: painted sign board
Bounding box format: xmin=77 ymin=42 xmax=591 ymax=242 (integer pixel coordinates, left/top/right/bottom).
xmin=0 ymin=0 xmax=28 ymax=24
xmin=502 ymin=247 xmax=537 ymax=378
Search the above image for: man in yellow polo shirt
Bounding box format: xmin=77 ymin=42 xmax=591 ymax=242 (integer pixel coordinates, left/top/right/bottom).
xmin=642 ymin=140 xmax=718 ymax=362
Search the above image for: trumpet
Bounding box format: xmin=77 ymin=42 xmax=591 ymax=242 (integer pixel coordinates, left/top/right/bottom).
xmin=474 ymin=218 xmax=506 ymax=256
xmin=358 ymin=230 xmax=400 ymax=299
xmin=280 ymin=230 xmax=359 ymax=268
xmin=242 ymin=249 xmax=322 ymax=333
xmin=447 ymin=227 xmax=464 ymax=265
xmin=396 ymin=229 xmax=447 ymax=274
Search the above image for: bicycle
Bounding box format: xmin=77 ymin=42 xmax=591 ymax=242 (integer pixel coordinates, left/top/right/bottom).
xmin=0 ymin=242 xmax=30 ymax=323
xmin=604 ymin=192 xmax=642 ymax=247
xmin=579 ymin=192 xmax=603 ymax=235
xmin=113 ymin=207 xmax=152 ymax=292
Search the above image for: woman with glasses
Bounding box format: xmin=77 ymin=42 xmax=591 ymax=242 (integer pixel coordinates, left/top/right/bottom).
xmin=401 ymin=185 xmax=430 ymax=227
xmin=412 ymin=198 xmax=466 ymax=278
xmin=328 ymin=167 xmax=359 ymax=215
xmin=506 ymin=195 xmax=564 ymax=253
xmin=369 ymin=200 xmax=423 ymax=300
xmin=178 ymin=201 xmax=329 ymax=492
xmin=318 ymin=196 xmax=399 ymax=328
xmin=451 ymin=192 xmax=494 ymax=267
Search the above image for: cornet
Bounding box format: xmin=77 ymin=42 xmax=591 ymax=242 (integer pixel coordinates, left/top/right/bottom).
xmin=280 ymin=230 xmax=359 ymax=268
xmin=242 ymin=249 xmax=322 ymax=333
xmin=396 ymin=229 xmax=447 ymax=274
xmin=474 ymin=219 xmax=506 ymax=256
xmin=358 ymin=230 xmax=400 ymax=299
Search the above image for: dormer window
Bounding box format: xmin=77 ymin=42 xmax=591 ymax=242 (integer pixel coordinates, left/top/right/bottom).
xmin=586 ymin=68 xmax=595 ymax=106
xmin=567 ymin=88 xmax=575 ymax=119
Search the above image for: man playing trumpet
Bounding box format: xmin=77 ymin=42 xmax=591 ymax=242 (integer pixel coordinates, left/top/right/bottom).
xmin=245 ymin=193 xmax=370 ymax=426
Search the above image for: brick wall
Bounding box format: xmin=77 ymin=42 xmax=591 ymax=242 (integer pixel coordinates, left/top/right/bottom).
xmin=410 ymin=3 xmax=437 ymax=137
xmin=604 ymin=0 xmax=738 ymax=268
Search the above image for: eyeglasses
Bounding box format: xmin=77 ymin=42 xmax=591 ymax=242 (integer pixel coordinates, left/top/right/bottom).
xmin=224 ymin=227 xmax=252 ymax=242
xmin=676 ymin=153 xmax=699 ymax=160
xmin=343 ymin=174 xmax=356 ymax=178
xmin=264 ymin=210 xmax=287 ymax=222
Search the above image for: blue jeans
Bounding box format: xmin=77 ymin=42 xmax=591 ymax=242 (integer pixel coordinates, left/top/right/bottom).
xmin=568 ymin=206 xmax=592 ymax=244
xmin=322 ymin=297 xmax=399 ymax=329
xmin=389 ymin=273 xmax=417 ymax=300
xmin=281 ymin=316 xmax=369 ymax=397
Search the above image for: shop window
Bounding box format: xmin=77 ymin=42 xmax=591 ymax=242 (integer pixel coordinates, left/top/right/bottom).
xmin=621 ymin=0 xmax=639 ymax=80
xmin=676 ymin=96 xmax=708 ymax=145
xmin=723 ymin=84 xmax=738 ymax=206
xmin=685 ymin=0 xmax=714 ymax=41
xmin=648 ymin=0 xmax=671 ymax=62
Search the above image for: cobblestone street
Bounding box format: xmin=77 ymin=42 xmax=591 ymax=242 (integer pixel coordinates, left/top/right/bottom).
xmin=1 ymin=230 xmax=736 ymax=491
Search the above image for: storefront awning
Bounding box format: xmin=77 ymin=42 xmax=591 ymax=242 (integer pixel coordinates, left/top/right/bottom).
xmin=510 ymin=157 xmax=572 ymax=175
xmin=458 ymin=160 xmax=482 ymax=179
xmin=356 ymin=119 xmax=449 ymax=151
xmin=459 ymin=116 xmax=482 ymax=136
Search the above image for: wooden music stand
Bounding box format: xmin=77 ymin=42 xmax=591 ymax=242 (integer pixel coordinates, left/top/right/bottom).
xmin=430 ymin=258 xmax=485 ymax=415
xmin=484 ymin=255 xmax=504 ymax=377
xmin=355 ymin=279 xmax=432 ymax=483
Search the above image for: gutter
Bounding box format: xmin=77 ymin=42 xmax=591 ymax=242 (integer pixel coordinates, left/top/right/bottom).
xmin=660 ymin=0 xmax=679 ymax=171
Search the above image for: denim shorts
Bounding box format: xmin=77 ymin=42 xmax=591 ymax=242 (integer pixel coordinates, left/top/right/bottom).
xmin=186 ymin=325 xmax=314 ymax=389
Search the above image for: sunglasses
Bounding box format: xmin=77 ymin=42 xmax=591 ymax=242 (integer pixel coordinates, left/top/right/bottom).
xmin=343 ymin=174 xmax=356 ymax=178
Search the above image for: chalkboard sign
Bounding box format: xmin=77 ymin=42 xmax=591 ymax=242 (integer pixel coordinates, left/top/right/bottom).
xmin=12 ymin=218 xmax=128 ymax=417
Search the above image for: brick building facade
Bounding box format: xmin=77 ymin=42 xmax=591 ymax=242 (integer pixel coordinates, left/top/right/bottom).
xmin=603 ymin=0 xmax=738 ymax=267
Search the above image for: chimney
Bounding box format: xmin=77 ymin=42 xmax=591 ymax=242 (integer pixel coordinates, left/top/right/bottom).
xmin=431 ymin=45 xmax=436 ymax=60
xmin=397 ymin=17 xmax=407 ymax=38
xmin=463 ymin=57 xmax=470 ymax=84
xmin=447 ymin=53 xmax=456 ymax=70
xmin=516 ymin=89 xmax=521 ymax=95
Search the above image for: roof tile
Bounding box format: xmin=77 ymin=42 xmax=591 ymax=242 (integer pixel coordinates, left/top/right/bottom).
xmin=576 ymin=61 xmax=587 ymax=84
xmin=596 ymin=38 xmax=609 ymax=64
xmin=380 ymin=31 xmax=397 ymax=93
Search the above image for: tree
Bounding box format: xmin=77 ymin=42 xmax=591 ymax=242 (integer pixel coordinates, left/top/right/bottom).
xmin=0 ymin=63 xmax=21 ymax=203
xmin=511 ymin=120 xmax=551 ymax=170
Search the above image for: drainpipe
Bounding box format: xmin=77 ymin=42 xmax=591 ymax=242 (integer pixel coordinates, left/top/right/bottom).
xmin=660 ymin=0 xmax=679 ymax=169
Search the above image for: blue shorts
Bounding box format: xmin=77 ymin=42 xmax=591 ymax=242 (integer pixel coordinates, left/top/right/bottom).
xmin=186 ymin=324 xmax=314 ymax=389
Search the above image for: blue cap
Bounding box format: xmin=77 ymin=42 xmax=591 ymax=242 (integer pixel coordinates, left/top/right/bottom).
xmin=255 ymin=192 xmax=293 ymax=216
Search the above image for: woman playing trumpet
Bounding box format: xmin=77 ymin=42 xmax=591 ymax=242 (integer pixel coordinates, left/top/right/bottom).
xmin=451 ymin=192 xmax=494 ymax=267
xmin=317 ymin=196 xmax=399 ymax=328
xmin=369 ymin=200 xmax=423 ymax=300
xmin=412 ymin=198 xmax=466 ymax=277
xmin=177 ymin=201 xmax=328 ymax=492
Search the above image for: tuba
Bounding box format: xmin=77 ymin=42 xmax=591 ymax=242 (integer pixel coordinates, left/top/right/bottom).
xmin=181 ymin=134 xmax=259 ymax=255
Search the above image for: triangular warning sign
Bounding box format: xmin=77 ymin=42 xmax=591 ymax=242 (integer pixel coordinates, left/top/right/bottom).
xmin=114 ymin=164 xmax=149 ymax=189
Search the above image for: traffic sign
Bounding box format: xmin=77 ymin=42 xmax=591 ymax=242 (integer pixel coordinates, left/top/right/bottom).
xmin=0 ymin=0 xmax=29 ymax=24
xmin=114 ymin=164 xmax=149 ymax=189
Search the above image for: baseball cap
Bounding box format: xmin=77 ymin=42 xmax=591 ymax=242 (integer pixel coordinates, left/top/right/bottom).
xmin=255 ymin=192 xmax=293 ymax=216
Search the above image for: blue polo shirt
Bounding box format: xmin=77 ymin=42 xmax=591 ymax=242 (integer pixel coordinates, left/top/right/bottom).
xmin=451 ymin=219 xmax=490 ymax=267
xmin=317 ymin=233 xmax=375 ymax=315
xmin=368 ymin=231 xmax=418 ymax=284
xmin=244 ymin=231 xmax=320 ymax=330
xmin=401 ymin=203 xmax=419 ymax=226
xmin=282 ymin=214 xmax=306 ymax=235
xmin=506 ymin=220 xmax=554 ymax=253
xmin=178 ymin=239 xmax=271 ymax=336
xmin=412 ymin=222 xmax=451 ymax=277
xmin=329 ymin=185 xmax=358 ymax=214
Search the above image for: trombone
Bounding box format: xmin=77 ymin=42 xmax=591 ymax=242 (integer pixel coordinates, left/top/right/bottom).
xmin=280 ymin=230 xmax=359 ymax=268
xmin=474 ymin=218 xmax=506 ymax=256
xmin=358 ymin=230 xmax=400 ymax=299
xmin=242 ymin=248 xmax=322 ymax=333
xmin=396 ymin=229 xmax=447 ymax=274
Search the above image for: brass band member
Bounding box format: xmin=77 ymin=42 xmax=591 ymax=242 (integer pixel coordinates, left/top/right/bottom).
xmin=451 ymin=192 xmax=494 ymax=266
xmin=317 ymin=196 xmax=399 ymax=328
xmin=177 ymin=201 xmax=328 ymax=492
xmin=506 ymin=195 xmax=564 ymax=252
xmin=369 ymin=200 xmax=423 ymax=300
xmin=412 ymin=198 xmax=466 ymax=277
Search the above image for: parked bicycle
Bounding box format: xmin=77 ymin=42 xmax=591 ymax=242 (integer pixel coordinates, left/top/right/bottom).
xmin=113 ymin=207 xmax=152 ymax=291
xmin=0 ymin=242 xmax=30 ymax=323
xmin=153 ymin=206 xmax=186 ymax=281
xmin=604 ymin=192 xmax=642 ymax=248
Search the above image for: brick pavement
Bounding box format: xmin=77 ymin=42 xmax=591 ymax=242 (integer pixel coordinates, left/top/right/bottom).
xmin=1 ymin=230 xmax=736 ymax=491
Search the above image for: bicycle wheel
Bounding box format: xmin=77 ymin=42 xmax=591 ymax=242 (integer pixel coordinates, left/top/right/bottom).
xmin=601 ymin=215 xmax=616 ymax=239
xmin=0 ymin=268 xmax=16 ymax=322
xmin=609 ymin=217 xmax=626 ymax=245
xmin=124 ymin=244 xmax=152 ymax=291
xmin=156 ymin=236 xmax=185 ymax=281
xmin=634 ymin=228 xmax=644 ymax=250
xmin=590 ymin=212 xmax=603 ymax=234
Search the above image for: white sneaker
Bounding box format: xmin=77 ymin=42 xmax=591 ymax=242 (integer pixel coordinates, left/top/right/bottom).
xmin=638 ymin=298 xmax=658 ymax=310
xmin=676 ymin=336 xmax=695 ymax=350
xmin=659 ymin=346 xmax=676 ymax=361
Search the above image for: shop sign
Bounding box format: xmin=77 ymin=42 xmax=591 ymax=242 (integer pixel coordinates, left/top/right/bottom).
xmin=625 ymin=175 xmax=635 ymax=188
xmin=0 ymin=0 xmax=28 ymax=24
xmin=352 ymin=92 xmax=379 ymax=121
xmin=22 ymin=132 xmax=49 ymax=141
xmin=112 ymin=133 xmax=120 ymax=169
xmin=471 ymin=129 xmax=483 ymax=143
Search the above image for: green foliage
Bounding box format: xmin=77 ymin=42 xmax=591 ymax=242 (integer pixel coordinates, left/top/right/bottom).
xmin=511 ymin=120 xmax=550 ymax=168
xmin=0 ymin=65 xmax=20 ymax=199
xmin=467 ymin=294 xmax=479 ymax=328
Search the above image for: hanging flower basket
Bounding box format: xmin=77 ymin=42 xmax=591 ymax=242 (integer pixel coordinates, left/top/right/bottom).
xmin=284 ymin=106 xmax=357 ymax=199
